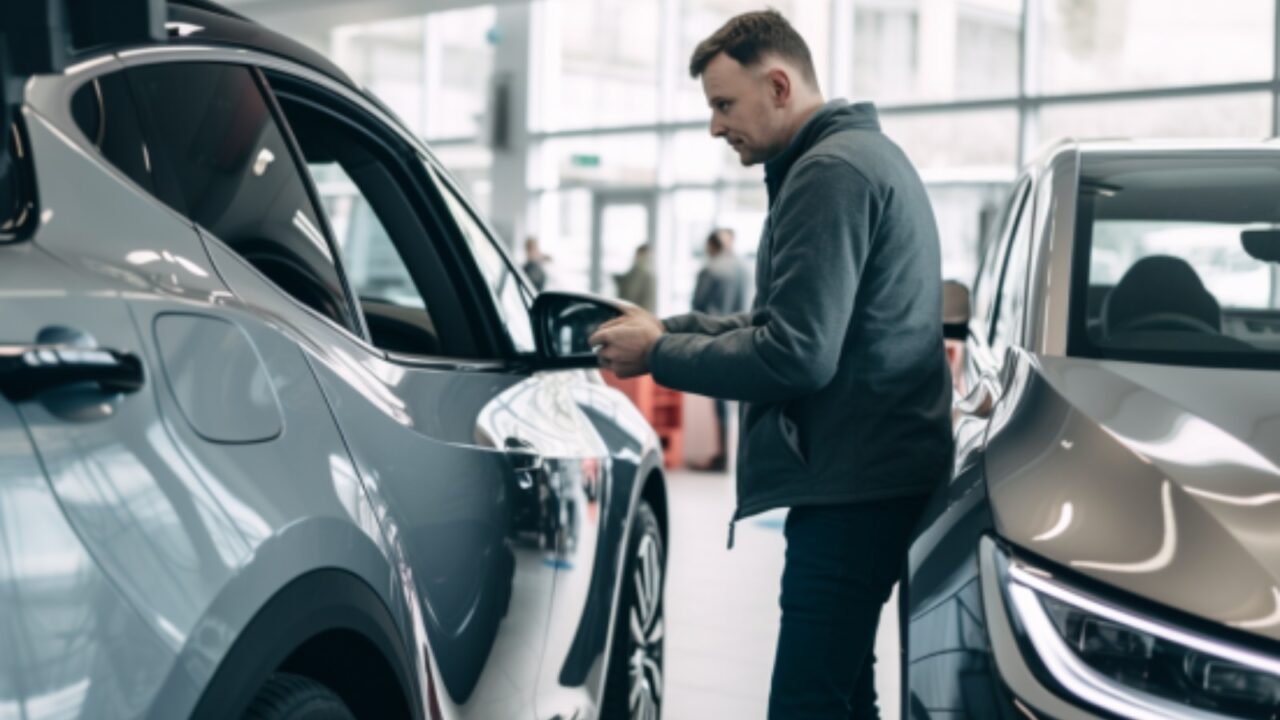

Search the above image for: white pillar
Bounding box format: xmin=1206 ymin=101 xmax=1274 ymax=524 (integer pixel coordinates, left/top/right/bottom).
xmin=487 ymin=2 xmax=535 ymax=250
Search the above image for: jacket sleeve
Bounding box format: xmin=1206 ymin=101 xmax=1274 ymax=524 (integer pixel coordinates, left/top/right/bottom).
xmin=661 ymin=310 xmax=753 ymax=336
xmin=650 ymin=156 xmax=878 ymax=403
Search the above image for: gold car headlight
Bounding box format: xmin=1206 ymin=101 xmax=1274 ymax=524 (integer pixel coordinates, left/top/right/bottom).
xmin=996 ymin=546 xmax=1280 ymax=719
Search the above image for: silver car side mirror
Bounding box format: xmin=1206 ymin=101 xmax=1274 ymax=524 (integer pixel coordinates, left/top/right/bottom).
xmin=530 ymin=291 xmax=624 ymax=369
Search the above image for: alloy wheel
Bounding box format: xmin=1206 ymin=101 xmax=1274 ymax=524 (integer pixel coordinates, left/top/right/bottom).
xmin=628 ymin=532 xmax=664 ymax=720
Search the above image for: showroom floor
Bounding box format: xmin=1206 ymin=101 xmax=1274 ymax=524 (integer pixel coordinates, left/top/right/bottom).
xmin=663 ymin=469 xmax=901 ymax=720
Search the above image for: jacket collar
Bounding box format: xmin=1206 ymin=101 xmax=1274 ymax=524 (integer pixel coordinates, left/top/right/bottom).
xmin=764 ymin=99 xmax=880 ymax=203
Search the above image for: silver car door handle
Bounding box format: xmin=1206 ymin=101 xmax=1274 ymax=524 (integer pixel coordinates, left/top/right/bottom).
xmin=0 ymin=344 xmax=145 ymax=402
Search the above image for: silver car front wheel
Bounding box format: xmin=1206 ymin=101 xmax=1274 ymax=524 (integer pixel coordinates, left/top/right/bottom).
xmin=603 ymin=499 xmax=664 ymax=720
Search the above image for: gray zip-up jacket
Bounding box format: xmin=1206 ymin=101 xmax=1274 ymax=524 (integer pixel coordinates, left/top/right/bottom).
xmin=649 ymin=100 xmax=953 ymax=528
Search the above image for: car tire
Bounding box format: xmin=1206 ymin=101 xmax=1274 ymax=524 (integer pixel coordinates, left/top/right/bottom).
xmin=243 ymin=673 xmax=356 ymax=720
xmin=602 ymin=499 xmax=665 ymax=720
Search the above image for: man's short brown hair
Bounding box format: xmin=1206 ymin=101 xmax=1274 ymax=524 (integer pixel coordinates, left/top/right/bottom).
xmin=689 ymin=9 xmax=817 ymax=87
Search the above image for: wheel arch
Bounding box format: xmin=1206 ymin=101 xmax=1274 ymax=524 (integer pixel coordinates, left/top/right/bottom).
xmin=143 ymin=518 xmax=424 ymax=720
xmin=185 ymin=568 xmax=420 ymax=720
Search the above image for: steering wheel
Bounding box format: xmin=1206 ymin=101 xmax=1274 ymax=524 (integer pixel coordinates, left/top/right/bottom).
xmin=1116 ymin=312 xmax=1219 ymax=335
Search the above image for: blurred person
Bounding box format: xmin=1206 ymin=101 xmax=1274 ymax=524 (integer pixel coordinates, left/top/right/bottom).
xmin=691 ymin=227 xmax=750 ymax=471
xmin=523 ymin=235 xmax=549 ymax=291
xmin=613 ymin=243 xmax=656 ymax=312
xmin=942 ymin=279 xmax=970 ymax=396
xmin=692 ymin=227 xmax=749 ymax=317
xmin=589 ymin=9 xmax=952 ymax=718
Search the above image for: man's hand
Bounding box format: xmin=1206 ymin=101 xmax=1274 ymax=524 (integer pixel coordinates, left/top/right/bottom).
xmin=589 ymin=305 xmax=665 ymax=378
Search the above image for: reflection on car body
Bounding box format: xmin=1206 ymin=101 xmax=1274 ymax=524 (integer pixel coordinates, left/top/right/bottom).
xmin=909 ymin=141 xmax=1280 ymax=720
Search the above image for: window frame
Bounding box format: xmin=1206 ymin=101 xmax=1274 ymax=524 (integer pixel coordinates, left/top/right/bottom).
xmin=261 ymin=66 xmax=523 ymax=365
xmin=970 ymin=176 xmax=1031 ymax=348
xmin=1065 ymin=152 xmax=1280 ymax=372
xmin=421 ymin=157 xmax=539 ymax=355
xmin=989 ymin=183 xmax=1036 ymax=359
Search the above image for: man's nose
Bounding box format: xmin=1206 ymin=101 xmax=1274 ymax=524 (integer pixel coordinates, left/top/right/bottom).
xmin=710 ymin=119 xmax=726 ymax=138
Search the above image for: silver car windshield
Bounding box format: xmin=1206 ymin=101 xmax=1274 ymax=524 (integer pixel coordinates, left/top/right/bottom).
xmin=1072 ymin=152 xmax=1280 ymax=370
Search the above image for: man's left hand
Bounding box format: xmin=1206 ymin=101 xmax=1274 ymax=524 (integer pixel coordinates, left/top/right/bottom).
xmin=589 ymin=306 xmax=665 ymax=378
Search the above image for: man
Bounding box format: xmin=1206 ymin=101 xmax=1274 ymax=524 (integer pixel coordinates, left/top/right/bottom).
xmin=692 ymin=228 xmax=749 ymax=318
xmin=589 ymin=9 xmax=953 ymax=718
xmin=613 ymin=242 xmax=657 ymax=312
xmin=523 ymin=235 xmax=549 ymax=291
xmin=691 ymin=227 xmax=749 ymax=471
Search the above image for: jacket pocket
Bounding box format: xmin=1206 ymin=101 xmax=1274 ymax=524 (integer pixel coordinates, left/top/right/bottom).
xmin=741 ymin=404 xmax=808 ymax=477
xmin=778 ymin=406 xmax=806 ymax=467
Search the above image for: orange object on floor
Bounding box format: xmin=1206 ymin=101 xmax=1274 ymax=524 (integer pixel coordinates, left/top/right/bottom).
xmin=601 ymin=372 xmax=684 ymax=469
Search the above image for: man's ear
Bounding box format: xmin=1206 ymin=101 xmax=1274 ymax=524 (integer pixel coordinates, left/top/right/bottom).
xmin=766 ymin=66 xmax=792 ymax=108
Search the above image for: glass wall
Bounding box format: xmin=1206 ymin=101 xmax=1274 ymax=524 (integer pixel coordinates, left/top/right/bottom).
xmin=849 ymin=0 xmax=1022 ymax=102
xmin=332 ymin=6 xmax=497 ymax=214
xmin=329 ymin=0 xmax=1280 ymax=314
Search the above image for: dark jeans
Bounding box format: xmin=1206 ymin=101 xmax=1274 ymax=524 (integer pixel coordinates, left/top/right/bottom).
xmin=768 ymin=494 xmax=930 ymax=720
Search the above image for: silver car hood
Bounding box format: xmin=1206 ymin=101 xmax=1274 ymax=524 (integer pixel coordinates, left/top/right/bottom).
xmin=987 ymin=354 xmax=1280 ymax=641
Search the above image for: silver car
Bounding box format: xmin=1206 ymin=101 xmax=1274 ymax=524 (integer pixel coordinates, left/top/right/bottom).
xmin=905 ymin=140 xmax=1280 ymax=719
xmin=0 ymin=3 xmax=667 ymax=719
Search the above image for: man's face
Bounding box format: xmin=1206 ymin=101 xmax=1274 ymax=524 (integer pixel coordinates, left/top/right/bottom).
xmin=701 ymin=53 xmax=787 ymax=166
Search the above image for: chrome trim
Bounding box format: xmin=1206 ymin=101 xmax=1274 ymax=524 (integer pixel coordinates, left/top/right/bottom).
xmin=1006 ymin=558 xmax=1280 ymax=720
xmin=1028 ymin=146 xmax=1079 ymax=357
xmin=64 ymin=55 xmax=119 ymax=77
xmin=382 ymin=351 xmax=513 ymax=374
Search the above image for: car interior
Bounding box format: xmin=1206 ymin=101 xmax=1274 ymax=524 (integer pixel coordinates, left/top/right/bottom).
xmin=1079 ymin=162 xmax=1280 ymax=357
xmin=1093 ymin=255 xmax=1258 ymax=352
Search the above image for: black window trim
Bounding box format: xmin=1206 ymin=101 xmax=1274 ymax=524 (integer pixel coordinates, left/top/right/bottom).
xmin=422 ymin=153 xmax=537 ymax=307
xmin=420 ymin=159 xmax=539 ymax=354
xmin=251 ymin=65 xmax=372 ymax=343
xmin=409 ymin=158 xmax=525 ymax=361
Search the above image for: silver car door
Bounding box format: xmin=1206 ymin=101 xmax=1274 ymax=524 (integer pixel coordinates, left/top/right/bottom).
xmin=0 ymin=233 xmax=175 ymax=718
xmin=422 ymin=162 xmax=627 ymax=720
xmin=251 ymin=70 xmax=587 ymax=719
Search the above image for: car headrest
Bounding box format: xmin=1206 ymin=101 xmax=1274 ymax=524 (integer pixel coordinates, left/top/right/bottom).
xmin=1102 ymin=255 xmax=1221 ymax=335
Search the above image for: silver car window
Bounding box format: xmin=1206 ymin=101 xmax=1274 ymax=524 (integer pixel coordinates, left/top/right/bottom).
xmin=125 ymin=62 xmax=359 ymax=332
xmin=269 ymin=85 xmax=487 ymax=359
xmin=70 ymin=74 xmax=155 ymax=197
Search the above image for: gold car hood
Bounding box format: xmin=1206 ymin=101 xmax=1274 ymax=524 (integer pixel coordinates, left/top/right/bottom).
xmin=987 ymin=354 xmax=1280 ymax=641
